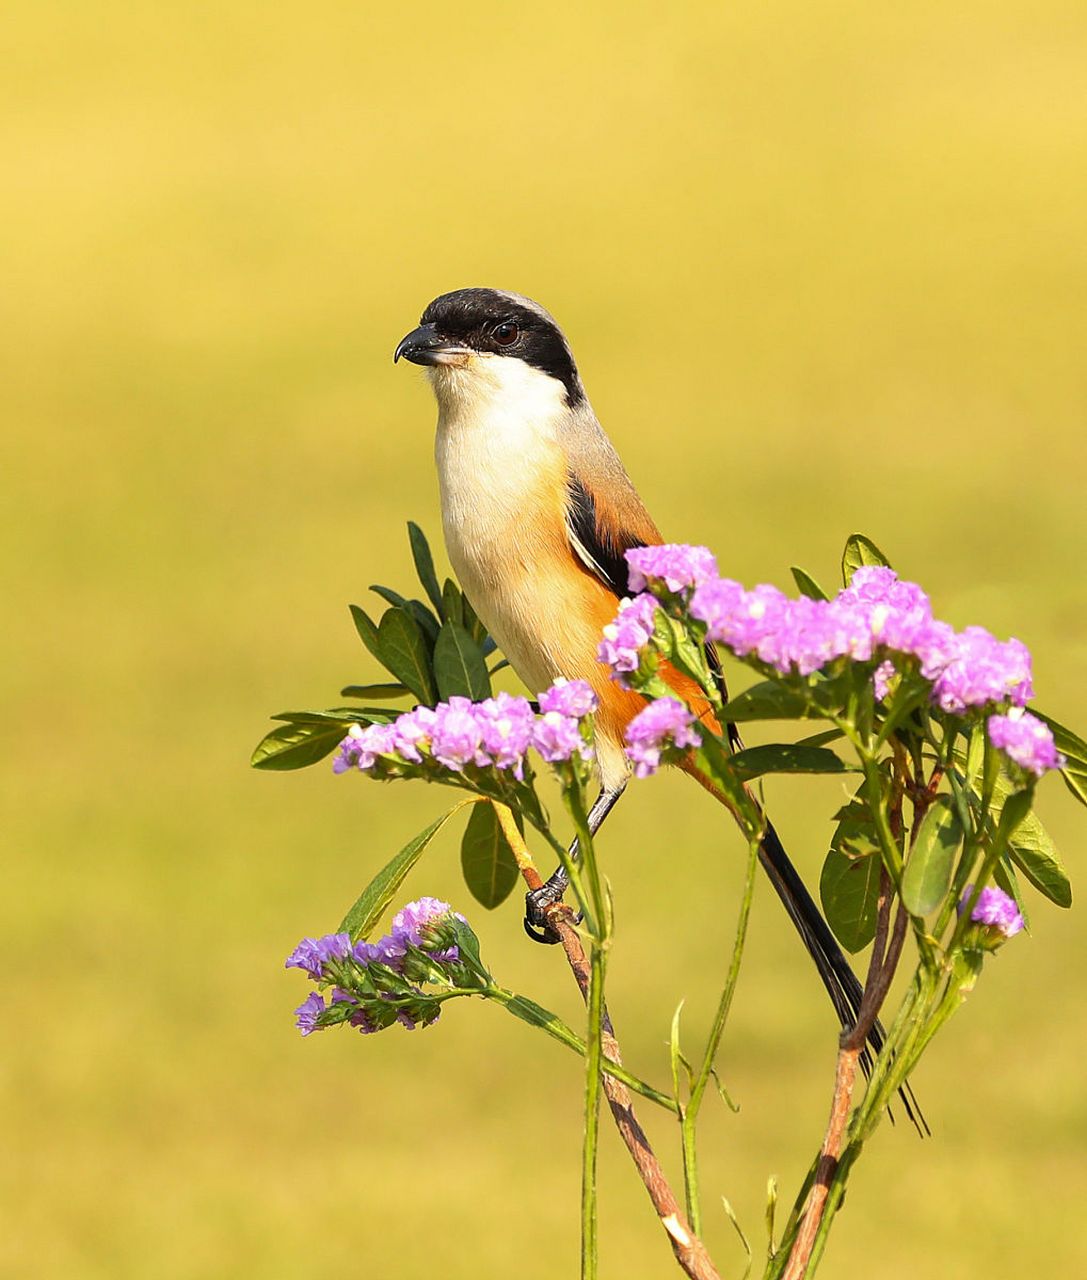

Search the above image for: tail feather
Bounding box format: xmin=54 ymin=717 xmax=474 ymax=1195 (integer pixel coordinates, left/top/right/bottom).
xmin=759 ymin=820 xmax=928 ymax=1136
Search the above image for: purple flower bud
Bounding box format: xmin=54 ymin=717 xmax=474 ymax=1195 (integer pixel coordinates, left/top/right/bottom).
xmin=692 ymin=581 xmax=792 ymax=668
xmin=294 ymin=991 xmax=326 ymax=1036
xmin=625 ymin=544 xmax=719 ymax=595
xmin=333 ymin=722 xmax=398 ymax=772
xmin=932 ymin=627 xmax=1035 ymax=713
xmin=597 ymin=593 xmax=660 ymax=676
xmin=538 ymin=678 xmax=598 ymax=719
xmin=429 ymin=696 xmax=486 ymax=771
xmin=532 ymin=710 xmax=593 ymax=763
xmin=391 ymin=897 xmax=457 ymax=948
xmin=987 ymin=709 xmax=1064 ymax=778
xmin=392 ymin=705 xmax=438 ymax=763
xmin=959 ymin=885 xmax=1025 ymax=939
xmin=475 ymin=692 xmax=536 ymax=777
xmin=349 ymin=1006 xmax=380 ymax=1035
xmin=624 ymin=697 xmax=702 ymax=778
xmin=873 ymin=660 xmax=897 ymax=701
xmin=285 ymin=933 xmax=353 ymax=979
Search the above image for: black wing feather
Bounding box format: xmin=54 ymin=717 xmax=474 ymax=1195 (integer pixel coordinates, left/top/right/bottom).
xmin=565 ymin=473 xmax=646 ymax=598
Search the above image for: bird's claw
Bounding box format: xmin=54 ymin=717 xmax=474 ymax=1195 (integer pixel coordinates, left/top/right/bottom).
xmin=523 ymin=883 xmax=580 ymax=945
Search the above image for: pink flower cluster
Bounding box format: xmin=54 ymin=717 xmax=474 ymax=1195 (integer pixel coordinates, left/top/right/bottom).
xmin=599 ymin=549 xmax=1039 ymax=717
xmin=687 ymin=566 xmax=1034 ymax=714
xmin=624 ymin=698 xmax=703 ymax=778
xmin=333 ymin=680 xmax=599 ymax=779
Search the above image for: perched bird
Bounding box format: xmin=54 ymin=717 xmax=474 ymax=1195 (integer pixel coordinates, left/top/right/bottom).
xmin=395 ymin=287 xmax=921 ymax=1125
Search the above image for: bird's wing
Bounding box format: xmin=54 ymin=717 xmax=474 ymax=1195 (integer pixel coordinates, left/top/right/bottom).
xmin=564 ymin=464 xmax=736 ymax=741
xmin=564 ymin=469 xmax=659 ymax=599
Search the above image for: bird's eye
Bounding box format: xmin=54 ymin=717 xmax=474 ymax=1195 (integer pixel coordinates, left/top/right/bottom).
xmin=493 ymin=321 xmax=519 ymax=347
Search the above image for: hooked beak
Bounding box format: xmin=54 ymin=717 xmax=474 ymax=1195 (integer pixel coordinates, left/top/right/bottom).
xmin=393 ymin=323 xmax=470 ymax=367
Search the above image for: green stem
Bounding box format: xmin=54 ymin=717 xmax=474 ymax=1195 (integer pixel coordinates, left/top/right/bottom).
xmin=680 ymin=835 xmax=760 ymax=1236
xmin=582 ymin=945 xmax=605 ymax=1280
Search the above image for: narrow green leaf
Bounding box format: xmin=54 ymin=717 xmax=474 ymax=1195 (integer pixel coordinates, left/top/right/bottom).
xmin=489 ymin=658 xmax=511 ymax=676
xmin=434 ymin=621 xmax=492 ymax=701
xmin=720 ymin=681 xmax=823 ymax=723
xmin=841 ymin=533 xmax=892 ymax=585
xmin=461 ymin=592 xmax=490 ymax=647
xmin=251 ymin=721 xmax=348 ymax=771
xmin=720 ymin=1197 xmax=753 ymax=1280
xmin=902 ymin=796 xmax=962 ymax=916
xmin=408 ymin=522 xmax=446 ymax=618
xmin=338 ymin=802 xmax=474 ymax=939
xmin=728 ymin=742 xmax=853 ymax=782
xmin=349 ymin=604 xmax=384 ymax=663
xmin=460 ymin=801 xmax=520 ymax=908
xmin=377 ymin=608 xmax=437 ymax=704
xmin=340 ymin=682 xmax=412 ymax=700
xmin=1007 ymin=808 xmax=1072 ymax=908
xmin=498 ymin=993 xmax=584 ymax=1053
xmin=793 ymin=728 xmax=845 ymax=749
xmin=669 ymin=1001 xmax=687 ymax=1105
xmin=790 ymin=566 xmax=829 ymax=601
xmin=270 ymin=707 xmax=393 ymax=724
xmin=441 ymin=578 xmax=465 ymax=627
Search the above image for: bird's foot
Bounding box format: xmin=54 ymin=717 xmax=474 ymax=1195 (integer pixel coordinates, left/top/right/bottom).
xmin=523 ymin=881 xmax=580 ymax=945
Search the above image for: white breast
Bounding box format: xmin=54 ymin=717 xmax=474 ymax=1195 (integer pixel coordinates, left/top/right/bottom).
xmin=430 ymin=355 xmax=571 ymax=694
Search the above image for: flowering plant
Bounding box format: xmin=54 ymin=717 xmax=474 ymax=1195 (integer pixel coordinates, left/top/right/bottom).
xmin=254 ymin=526 xmax=1084 ymax=1279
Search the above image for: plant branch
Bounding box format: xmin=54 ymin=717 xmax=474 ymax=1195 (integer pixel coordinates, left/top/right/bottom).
xmin=493 ymin=803 xmax=722 ymax=1280
xmin=781 ymin=764 xmax=914 ymax=1280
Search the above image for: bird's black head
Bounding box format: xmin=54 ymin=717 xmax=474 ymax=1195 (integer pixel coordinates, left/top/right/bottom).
xmin=394 ymin=287 xmax=585 ymax=408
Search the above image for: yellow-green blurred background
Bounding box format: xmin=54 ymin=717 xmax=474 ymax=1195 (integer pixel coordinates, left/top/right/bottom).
xmin=4 ymin=3 xmax=1085 ymax=1276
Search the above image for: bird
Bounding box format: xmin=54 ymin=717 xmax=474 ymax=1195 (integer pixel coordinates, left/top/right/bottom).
xmin=394 ymin=286 xmax=922 ymax=1127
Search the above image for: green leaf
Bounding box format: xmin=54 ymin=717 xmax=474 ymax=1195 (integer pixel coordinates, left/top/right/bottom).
xmin=270 ymin=707 xmax=393 ymax=724
xmin=408 ymin=522 xmax=446 ymax=619
xmin=434 ymin=621 xmax=492 ymax=701
xmin=1007 ymin=808 xmax=1072 ymax=908
xmin=720 ymin=680 xmax=825 ymax=723
xmin=841 ymin=533 xmax=892 ymax=585
xmin=377 ymin=608 xmax=437 ymax=704
xmin=461 ymin=592 xmax=491 ymax=648
xmin=441 ymin=578 xmax=465 ymax=627
xmin=902 ymin=796 xmax=962 ymax=916
xmin=369 ymin=586 xmax=440 ymax=643
xmin=793 ymin=728 xmax=845 ymax=749
xmin=349 ymin=604 xmax=384 ymax=663
xmin=820 ymin=795 xmax=882 ymax=952
xmin=790 ymin=566 xmax=829 ymax=601
xmin=251 ymin=721 xmax=348 ymax=771
xmin=728 ymin=742 xmax=853 ymax=782
xmin=338 ymin=802 xmax=475 ymax=939
xmin=1032 ymin=709 xmax=1087 ymax=810
xmin=820 ymin=844 xmax=882 ymax=953
xmin=340 ymin=682 xmax=412 ymax=700
xmin=460 ymin=801 xmax=520 ymax=909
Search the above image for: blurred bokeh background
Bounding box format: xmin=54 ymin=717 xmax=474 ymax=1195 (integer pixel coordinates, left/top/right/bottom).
xmin=4 ymin=3 xmax=1085 ymax=1276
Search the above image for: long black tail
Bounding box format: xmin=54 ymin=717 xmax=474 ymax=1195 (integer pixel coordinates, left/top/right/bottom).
xmin=759 ymin=819 xmax=928 ymax=1136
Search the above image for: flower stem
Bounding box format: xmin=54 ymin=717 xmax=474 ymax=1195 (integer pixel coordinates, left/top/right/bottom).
xmin=582 ymin=944 xmax=605 ymax=1280
xmin=679 ymin=834 xmax=760 ymax=1235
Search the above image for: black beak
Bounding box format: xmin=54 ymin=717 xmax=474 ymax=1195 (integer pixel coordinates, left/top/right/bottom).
xmin=393 ymin=323 xmax=467 ymax=366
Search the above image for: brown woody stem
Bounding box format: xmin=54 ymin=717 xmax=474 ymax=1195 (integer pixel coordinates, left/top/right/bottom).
xmin=493 ymin=803 xmax=722 ymax=1280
